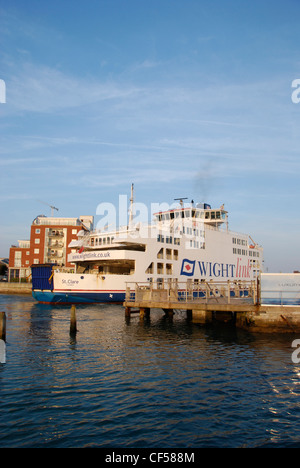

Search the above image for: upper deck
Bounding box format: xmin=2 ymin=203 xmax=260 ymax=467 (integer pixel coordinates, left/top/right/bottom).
xmin=154 ymin=202 xmax=228 ymax=228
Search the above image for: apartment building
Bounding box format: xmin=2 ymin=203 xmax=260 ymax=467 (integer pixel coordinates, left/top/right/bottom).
xmin=9 ymin=215 xmax=93 ymax=281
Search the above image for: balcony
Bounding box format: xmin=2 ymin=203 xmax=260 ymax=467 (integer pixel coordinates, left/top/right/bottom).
xmin=48 ymin=231 xmax=64 ymax=237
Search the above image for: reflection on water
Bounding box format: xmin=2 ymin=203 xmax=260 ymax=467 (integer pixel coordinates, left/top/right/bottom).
xmin=0 ymin=294 xmax=300 ymax=448
xmin=0 ymin=340 xmax=5 ymax=364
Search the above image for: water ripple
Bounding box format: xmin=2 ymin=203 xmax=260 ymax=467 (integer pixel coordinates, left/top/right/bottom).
xmin=0 ymin=295 xmax=300 ymax=447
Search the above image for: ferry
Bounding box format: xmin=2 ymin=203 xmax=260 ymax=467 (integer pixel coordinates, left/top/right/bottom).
xmin=31 ymin=188 xmax=263 ymax=304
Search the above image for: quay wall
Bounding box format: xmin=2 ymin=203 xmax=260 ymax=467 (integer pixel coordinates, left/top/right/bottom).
xmin=0 ymin=282 xmax=32 ymax=295
xmin=236 ymin=305 xmax=300 ymax=333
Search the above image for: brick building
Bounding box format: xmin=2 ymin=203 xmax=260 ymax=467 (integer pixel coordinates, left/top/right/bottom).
xmin=9 ymin=215 xmax=93 ymax=282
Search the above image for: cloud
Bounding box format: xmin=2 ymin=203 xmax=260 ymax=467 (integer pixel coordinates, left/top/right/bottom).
xmin=6 ymin=63 xmax=141 ymax=113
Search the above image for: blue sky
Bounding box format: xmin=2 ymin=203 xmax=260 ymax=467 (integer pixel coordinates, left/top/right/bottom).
xmin=0 ymin=0 xmax=300 ymax=272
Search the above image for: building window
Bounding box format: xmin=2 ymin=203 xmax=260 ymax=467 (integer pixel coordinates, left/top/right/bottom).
xmin=34 ymin=248 xmax=39 ymax=254
xmin=35 ymin=229 xmax=40 ymax=234
xmin=35 ymin=238 xmax=40 ymax=244
xmin=33 ymin=259 xmax=39 ymax=264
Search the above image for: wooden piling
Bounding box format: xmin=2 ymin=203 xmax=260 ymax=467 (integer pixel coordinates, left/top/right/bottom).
xmin=70 ymin=305 xmax=77 ymax=335
xmin=0 ymin=312 xmax=6 ymax=341
xmin=139 ymin=307 xmax=150 ymax=318
xmin=163 ymin=308 xmax=174 ymax=317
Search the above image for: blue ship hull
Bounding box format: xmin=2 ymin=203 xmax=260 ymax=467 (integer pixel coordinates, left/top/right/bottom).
xmin=31 ymin=264 xmax=126 ymax=304
xmin=32 ymin=289 xmax=125 ymax=304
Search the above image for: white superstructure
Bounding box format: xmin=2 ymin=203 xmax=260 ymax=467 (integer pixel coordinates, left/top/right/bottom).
xmin=32 ymin=194 xmax=263 ymax=304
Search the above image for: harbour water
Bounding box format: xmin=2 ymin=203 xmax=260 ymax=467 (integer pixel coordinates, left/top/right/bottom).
xmin=1 ymin=294 xmax=300 ymax=448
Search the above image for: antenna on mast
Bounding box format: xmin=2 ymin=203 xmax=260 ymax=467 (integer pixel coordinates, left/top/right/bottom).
xmin=174 ymin=197 xmax=188 ymax=207
xmin=128 ymin=183 xmax=134 ymax=226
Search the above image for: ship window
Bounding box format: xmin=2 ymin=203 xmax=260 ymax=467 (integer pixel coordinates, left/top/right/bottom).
xmin=211 ymin=211 xmax=215 ymax=219
xmin=166 ymin=264 xmax=173 ymax=275
xmin=166 ymin=248 xmax=172 ymax=260
xmin=146 ymin=262 xmax=154 ymax=274
xmin=174 ymin=249 xmax=178 ymax=259
xmin=157 ymin=263 xmax=164 ymax=274
xmin=157 ymin=248 xmax=164 ymax=259
xmin=216 ymin=211 xmax=221 ymax=219
xmin=174 ymin=238 xmax=180 ymax=245
xmin=205 ymin=212 xmax=210 ymax=219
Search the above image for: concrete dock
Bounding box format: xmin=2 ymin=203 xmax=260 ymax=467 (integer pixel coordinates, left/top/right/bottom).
xmin=124 ymin=279 xmax=300 ymax=333
xmin=0 ymin=282 xmax=32 ymax=295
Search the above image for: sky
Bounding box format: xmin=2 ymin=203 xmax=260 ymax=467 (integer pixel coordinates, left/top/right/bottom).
xmin=0 ymin=0 xmax=300 ymax=272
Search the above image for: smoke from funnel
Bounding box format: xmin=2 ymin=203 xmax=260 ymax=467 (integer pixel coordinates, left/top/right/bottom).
xmin=194 ymin=160 xmax=215 ymax=202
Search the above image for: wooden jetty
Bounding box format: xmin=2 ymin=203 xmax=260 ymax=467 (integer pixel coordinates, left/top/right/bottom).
xmin=123 ymin=279 xmax=300 ymax=333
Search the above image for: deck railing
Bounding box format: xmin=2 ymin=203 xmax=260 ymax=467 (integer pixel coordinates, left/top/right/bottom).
xmin=125 ymin=279 xmax=259 ymax=306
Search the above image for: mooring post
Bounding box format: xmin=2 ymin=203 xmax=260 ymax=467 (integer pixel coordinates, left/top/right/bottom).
xmin=70 ymin=305 xmax=77 ymax=335
xmin=227 ymin=280 xmax=231 ymax=304
xmin=0 ymin=312 xmax=6 ymax=342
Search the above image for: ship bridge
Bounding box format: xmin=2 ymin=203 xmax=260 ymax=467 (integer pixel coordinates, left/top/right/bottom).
xmin=154 ymin=202 xmax=228 ymax=228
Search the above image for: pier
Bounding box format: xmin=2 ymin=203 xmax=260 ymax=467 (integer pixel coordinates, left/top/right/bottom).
xmin=124 ymin=279 xmax=300 ymax=333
